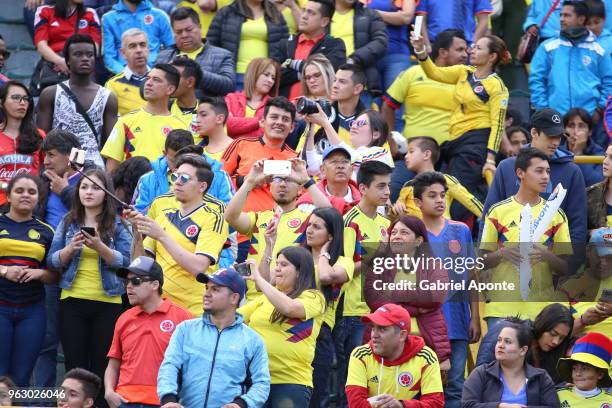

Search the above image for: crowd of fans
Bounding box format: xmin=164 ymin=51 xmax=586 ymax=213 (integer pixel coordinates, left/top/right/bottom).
xmin=0 ymin=0 xmax=611 ymax=407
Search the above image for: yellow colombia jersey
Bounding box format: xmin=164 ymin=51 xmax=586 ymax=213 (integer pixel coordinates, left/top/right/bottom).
xmin=143 ymin=204 xmax=227 ymax=315
xmin=562 ymin=271 xmax=612 ymax=337
xmin=397 ymin=173 xmax=483 ymax=219
xmin=146 ymin=192 xmax=226 ymax=221
xmin=236 ymin=17 xmax=268 ymax=74
xmin=239 ymin=289 xmax=326 ymax=387
xmin=316 ymin=255 xmax=354 ymax=329
xmin=384 ymin=65 xmax=454 ymax=145
xmin=480 ymin=196 xmax=572 ymax=319
xmin=557 ymin=386 xmax=612 ymax=407
xmin=177 ymin=0 xmax=231 ymax=37
xmin=331 ymin=9 xmax=355 ymax=55
xmin=419 ymin=58 xmax=509 ymax=153
xmin=346 ymin=343 xmax=443 ymax=402
xmin=104 ymin=69 xmax=147 ymax=116
xmin=243 ymin=207 xmax=310 ymax=301
xmin=343 ymin=206 xmax=390 ymax=317
xmin=101 ymin=109 xmax=195 ymax=163
xmin=170 ymin=100 xmax=198 ymax=134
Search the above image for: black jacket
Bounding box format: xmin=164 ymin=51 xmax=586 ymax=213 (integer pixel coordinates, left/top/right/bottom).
xmin=207 ymin=1 xmax=289 ymax=69
xmin=462 ymin=361 xmax=560 ymax=408
xmin=337 ymin=2 xmax=388 ymax=96
xmin=279 ymin=33 xmax=346 ymax=97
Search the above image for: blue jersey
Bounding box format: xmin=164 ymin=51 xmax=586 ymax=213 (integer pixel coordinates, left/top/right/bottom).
xmin=416 ymin=0 xmax=492 ymax=44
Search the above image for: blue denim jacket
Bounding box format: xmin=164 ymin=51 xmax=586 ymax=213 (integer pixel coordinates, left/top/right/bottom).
xmin=47 ymin=216 xmax=132 ymax=296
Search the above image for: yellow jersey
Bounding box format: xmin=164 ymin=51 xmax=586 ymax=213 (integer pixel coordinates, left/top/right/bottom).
xmin=316 ymin=255 xmax=355 ymax=329
xmin=331 ymin=9 xmax=355 ymax=55
xmin=105 ymin=68 xmax=147 ymax=116
xmin=343 ymin=205 xmax=390 ymax=317
xmin=562 ymin=271 xmax=612 ymax=337
xmin=557 ymin=386 xmax=612 ymax=408
xmin=176 ymin=0 xmax=232 ymax=37
xmin=480 ymin=196 xmax=572 ymax=319
xmin=146 ymin=193 xmax=226 ymax=221
xmin=239 ymin=289 xmax=326 ymax=386
xmin=170 ymin=100 xmax=198 ymax=134
xmin=143 ymin=204 xmax=228 ymax=315
xmin=101 ymin=109 xmax=194 ymax=163
xmin=419 ymin=58 xmax=509 ymax=153
xmin=397 ymin=173 xmax=483 ymax=219
xmin=384 ymin=65 xmax=454 ymax=145
xmin=236 ymin=17 xmax=268 ymax=73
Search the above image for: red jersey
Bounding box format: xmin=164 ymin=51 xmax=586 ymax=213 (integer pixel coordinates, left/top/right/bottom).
xmin=0 ymin=131 xmax=45 ymax=206
xmin=34 ymin=5 xmax=101 ymax=52
xmin=107 ymin=299 xmax=192 ymax=405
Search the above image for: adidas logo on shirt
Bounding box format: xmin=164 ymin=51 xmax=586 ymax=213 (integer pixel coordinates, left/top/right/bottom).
xmin=370 ymin=375 xmax=379 ymax=383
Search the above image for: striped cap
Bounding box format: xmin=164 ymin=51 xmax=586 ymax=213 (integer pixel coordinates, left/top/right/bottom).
xmin=557 ymin=332 xmax=612 ymax=388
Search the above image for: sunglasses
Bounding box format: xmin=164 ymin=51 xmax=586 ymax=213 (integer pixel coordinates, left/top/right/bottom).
xmin=9 ymin=94 xmax=30 ymax=104
xmin=170 ymin=172 xmax=193 ymax=185
xmin=349 ymin=119 xmax=368 ymax=129
xmin=123 ymin=276 xmax=155 ymax=286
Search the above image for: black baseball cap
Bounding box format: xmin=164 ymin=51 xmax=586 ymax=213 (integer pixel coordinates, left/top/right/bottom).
xmin=116 ymin=256 xmax=164 ymax=286
xmin=531 ymin=108 xmax=566 ymax=137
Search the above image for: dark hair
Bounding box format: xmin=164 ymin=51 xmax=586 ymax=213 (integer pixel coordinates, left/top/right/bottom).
xmin=165 ymin=129 xmax=194 ymax=152
xmin=55 ymin=0 xmax=84 ymax=20
xmin=0 ymin=375 xmax=16 ymax=388
xmin=271 ymin=246 xmax=318 ymax=324
xmin=412 ymin=171 xmax=448 ymax=200
xmin=363 ymin=110 xmax=389 ymax=148
xmin=533 ymin=303 xmax=574 ymax=383
xmin=174 ymin=154 xmax=214 ymax=192
xmin=502 ymin=322 xmax=534 ymax=349
xmin=152 ymin=63 xmax=180 ymax=92
xmin=506 ymin=106 xmax=524 ymax=127
xmin=236 ymin=0 xmax=283 ymax=24
xmin=515 ymin=147 xmax=549 ymax=172
xmin=356 ymin=160 xmax=392 ymax=187
xmin=41 ymin=129 xmax=81 ymax=154
xmin=563 ymin=107 xmax=593 ymax=131
xmin=408 ymin=136 xmax=440 ymax=165
xmin=390 ymin=215 xmax=430 ymax=243
xmin=63 ymin=34 xmax=97 ymax=64
xmin=484 ymin=35 xmax=512 ymax=68
xmin=170 ymin=6 xmax=200 ymax=26
xmin=263 ymin=96 xmax=296 ymax=122
xmin=431 ymin=29 xmax=466 ymax=60
xmin=6 ymin=173 xmax=42 ymax=207
xmin=199 ymin=96 xmax=229 ymax=124
xmin=175 ymin=144 xmax=205 ymax=159
xmin=0 ymin=81 xmax=43 ymax=154
xmin=111 ymin=157 xmax=152 ymax=206
xmin=304 ymin=207 xmax=344 ymax=265
xmin=63 ymin=368 xmax=101 ymax=401
xmin=337 ymin=63 xmax=367 ymax=87
xmin=311 ymin=0 xmax=335 ymax=20
xmin=172 ymin=57 xmax=203 ymax=90
xmin=506 ymin=126 xmax=531 ymax=143
xmin=563 ymin=0 xmax=590 ymax=19
xmin=65 ymin=169 xmax=118 ymax=243
xmin=586 ymin=0 xmax=606 ymax=18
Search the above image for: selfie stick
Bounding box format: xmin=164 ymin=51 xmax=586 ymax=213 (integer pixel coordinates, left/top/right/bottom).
xmin=67 ymin=149 xmax=130 ymax=209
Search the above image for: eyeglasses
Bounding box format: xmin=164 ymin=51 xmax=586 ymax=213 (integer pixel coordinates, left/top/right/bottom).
xmin=304 ymin=72 xmax=322 ymax=82
xmin=271 ymin=176 xmax=293 ymax=184
xmin=171 ymin=172 xmax=193 ymax=185
xmin=327 ymin=158 xmax=351 ymax=166
xmin=9 ymin=94 xmax=30 ymax=104
xmin=349 ymin=119 xmax=368 ymax=129
xmin=123 ymin=276 xmax=155 ymax=286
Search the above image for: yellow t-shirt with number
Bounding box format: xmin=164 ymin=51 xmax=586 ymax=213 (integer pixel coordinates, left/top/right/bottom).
xmin=61 ymin=245 xmax=122 ymax=304
xmin=101 ymin=109 xmax=194 ymax=163
xmin=480 ymin=196 xmax=572 ymax=319
xmin=331 ymin=9 xmax=355 ymax=55
xmin=237 ymin=17 xmax=268 ymax=73
xmin=143 ymin=205 xmax=228 ymax=315
xmin=239 ymin=289 xmax=326 ymax=386
xmin=343 ymin=205 xmax=390 ymax=317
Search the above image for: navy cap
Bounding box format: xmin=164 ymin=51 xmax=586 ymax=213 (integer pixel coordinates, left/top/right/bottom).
xmin=196 ymin=268 xmax=246 ymax=301
xmin=321 ymin=145 xmax=352 ymax=162
xmin=116 ymin=256 xmax=164 ymax=286
xmin=531 ymin=108 xmax=566 ymax=137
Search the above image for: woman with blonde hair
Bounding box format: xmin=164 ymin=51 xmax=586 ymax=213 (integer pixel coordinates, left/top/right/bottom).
xmin=225 ymin=57 xmax=281 ymax=139
xmin=300 ymin=54 xmax=335 ymax=100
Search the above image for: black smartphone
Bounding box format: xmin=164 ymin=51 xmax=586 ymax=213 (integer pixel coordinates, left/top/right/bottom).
xmin=235 ymin=262 xmax=252 ymax=277
xmin=81 ymin=227 xmax=96 ymax=236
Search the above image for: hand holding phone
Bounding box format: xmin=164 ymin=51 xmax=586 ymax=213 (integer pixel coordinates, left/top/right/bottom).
xmin=263 ymin=160 xmax=292 ymax=176
xmin=235 ymin=262 xmax=252 ymax=277
xmin=81 ymin=227 xmax=96 ymax=236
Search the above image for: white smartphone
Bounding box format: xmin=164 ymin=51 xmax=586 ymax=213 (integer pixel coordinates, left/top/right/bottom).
xmin=414 ymin=15 xmax=424 ymax=39
xmin=367 ymin=395 xmax=384 ymax=407
xmin=69 ymin=148 xmax=86 ymax=166
xmin=263 ymin=160 xmax=292 ymax=176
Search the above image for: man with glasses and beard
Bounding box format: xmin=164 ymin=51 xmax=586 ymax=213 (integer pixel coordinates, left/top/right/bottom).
xmin=104 ymin=257 xmax=191 ymax=408
xmin=127 ymin=154 xmax=228 ymax=315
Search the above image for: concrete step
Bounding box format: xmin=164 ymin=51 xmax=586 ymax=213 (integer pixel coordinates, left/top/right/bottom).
xmin=0 ymin=0 xmax=26 ymax=24
xmin=0 ymin=22 xmax=35 ymax=51
xmin=4 ymin=49 xmax=39 ymax=82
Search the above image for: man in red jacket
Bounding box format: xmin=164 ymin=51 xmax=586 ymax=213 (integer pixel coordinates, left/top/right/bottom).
xmin=346 ymin=304 xmax=444 ymax=408
xmin=297 ymin=145 xmax=360 ymax=214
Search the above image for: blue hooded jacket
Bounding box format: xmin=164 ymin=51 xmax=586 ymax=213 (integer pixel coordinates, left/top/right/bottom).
xmin=102 ymin=0 xmax=175 ymax=74
xmin=523 ymin=0 xmax=561 ymax=41
xmin=157 ymin=313 xmax=270 ymax=408
xmin=529 ymin=31 xmax=612 ymax=115
xmin=481 ymin=145 xmax=587 ymax=244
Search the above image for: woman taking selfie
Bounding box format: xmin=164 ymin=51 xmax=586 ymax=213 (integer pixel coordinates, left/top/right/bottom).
xmin=0 ymin=81 xmax=45 ymax=206
xmin=0 ymin=174 xmax=55 ymax=386
xmin=463 ymin=323 xmax=560 ymax=407
xmin=47 ymin=168 xmax=131 ymax=403
xmin=240 ymin=246 xmax=326 ymax=407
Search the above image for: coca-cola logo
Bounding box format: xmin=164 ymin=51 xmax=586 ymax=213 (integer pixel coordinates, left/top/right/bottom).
xmin=0 ymin=167 xmax=32 ymax=181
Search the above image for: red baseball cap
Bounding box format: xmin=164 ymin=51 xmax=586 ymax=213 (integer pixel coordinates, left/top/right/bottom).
xmin=362 ymin=304 xmax=411 ymax=331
